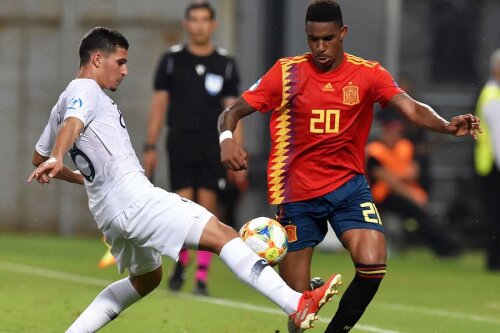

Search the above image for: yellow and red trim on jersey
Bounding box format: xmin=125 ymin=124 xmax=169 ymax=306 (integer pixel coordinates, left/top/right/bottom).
xmin=346 ymin=54 xmax=377 ymax=68
xmin=268 ymin=55 xmax=308 ymax=205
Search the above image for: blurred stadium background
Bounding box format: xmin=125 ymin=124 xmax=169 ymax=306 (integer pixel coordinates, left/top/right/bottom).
xmin=0 ymin=0 xmax=499 ymax=249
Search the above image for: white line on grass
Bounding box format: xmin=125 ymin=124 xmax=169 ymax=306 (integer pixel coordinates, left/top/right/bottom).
xmin=0 ymin=261 xmax=400 ymax=332
xmin=0 ymin=261 xmax=112 ymax=287
xmin=376 ymin=302 xmax=500 ymax=326
xmin=3 ymin=261 xmax=500 ymax=329
xmin=177 ymin=293 xmax=403 ymax=333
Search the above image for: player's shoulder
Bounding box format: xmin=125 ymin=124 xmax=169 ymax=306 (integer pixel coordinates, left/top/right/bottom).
xmin=345 ymin=53 xmax=381 ymax=69
xmin=277 ymin=53 xmax=311 ymax=65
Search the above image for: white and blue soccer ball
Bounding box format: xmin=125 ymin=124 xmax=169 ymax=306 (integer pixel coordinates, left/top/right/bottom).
xmin=239 ymin=217 xmax=288 ymax=266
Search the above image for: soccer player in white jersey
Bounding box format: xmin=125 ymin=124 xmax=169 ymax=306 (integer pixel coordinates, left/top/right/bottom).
xmin=27 ymin=27 xmax=342 ymax=332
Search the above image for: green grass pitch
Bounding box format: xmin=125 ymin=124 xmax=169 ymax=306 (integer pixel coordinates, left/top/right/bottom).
xmin=0 ymin=233 xmax=499 ymax=332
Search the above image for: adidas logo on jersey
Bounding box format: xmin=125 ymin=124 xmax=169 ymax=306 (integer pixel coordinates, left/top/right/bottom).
xmin=322 ymin=83 xmax=335 ymax=91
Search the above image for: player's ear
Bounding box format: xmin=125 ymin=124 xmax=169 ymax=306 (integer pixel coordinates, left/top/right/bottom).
xmin=339 ymin=25 xmax=348 ymax=41
xmin=91 ymin=52 xmax=103 ymax=68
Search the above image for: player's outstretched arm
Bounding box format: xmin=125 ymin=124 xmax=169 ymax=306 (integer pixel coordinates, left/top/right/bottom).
xmin=217 ymin=97 xmax=256 ymax=171
xmin=389 ymin=92 xmax=482 ymax=139
xmin=28 ymin=117 xmax=84 ymax=185
xmin=29 ymin=151 xmax=84 ymax=185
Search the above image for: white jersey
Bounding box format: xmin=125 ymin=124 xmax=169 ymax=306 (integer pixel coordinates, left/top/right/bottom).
xmin=36 ymin=79 xmax=152 ymax=229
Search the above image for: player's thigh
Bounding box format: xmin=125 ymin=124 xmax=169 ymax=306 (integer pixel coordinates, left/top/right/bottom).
xmin=104 ymin=215 xmax=162 ymax=276
xmin=275 ymin=200 xmax=328 ymax=291
xmin=197 ymin=216 xmax=239 ymax=254
xmin=328 ymin=175 xmax=384 ymax=239
xmin=118 ymin=188 xmax=212 ymax=262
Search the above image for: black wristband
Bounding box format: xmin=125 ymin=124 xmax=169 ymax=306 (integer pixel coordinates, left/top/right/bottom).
xmin=143 ymin=143 xmax=157 ymax=152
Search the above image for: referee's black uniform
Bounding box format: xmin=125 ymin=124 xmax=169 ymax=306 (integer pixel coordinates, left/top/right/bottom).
xmin=153 ymin=44 xmax=240 ymax=193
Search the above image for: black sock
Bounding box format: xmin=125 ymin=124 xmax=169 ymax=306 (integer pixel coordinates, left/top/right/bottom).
xmin=325 ymin=263 xmax=386 ymax=333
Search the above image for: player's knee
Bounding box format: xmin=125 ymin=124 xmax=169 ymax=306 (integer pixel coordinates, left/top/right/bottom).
xmin=130 ymin=267 xmax=162 ymax=296
xmin=213 ymin=224 xmax=240 ymax=253
xmin=199 ymin=217 xmax=239 ymax=253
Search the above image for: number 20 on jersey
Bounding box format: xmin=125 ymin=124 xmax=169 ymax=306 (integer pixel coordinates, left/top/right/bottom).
xmin=310 ymin=109 xmax=340 ymax=134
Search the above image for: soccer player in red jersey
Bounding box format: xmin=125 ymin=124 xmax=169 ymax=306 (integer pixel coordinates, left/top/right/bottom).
xmin=218 ymin=1 xmax=481 ymax=332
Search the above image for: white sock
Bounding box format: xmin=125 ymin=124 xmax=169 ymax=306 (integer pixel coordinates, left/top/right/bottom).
xmin=220 ymin=237 xmax=302 ymax=315
xmin=66 ymin=277 xmax=141 ymax=333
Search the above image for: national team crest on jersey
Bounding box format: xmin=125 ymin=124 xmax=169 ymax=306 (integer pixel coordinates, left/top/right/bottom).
xmin=343 ymin=84 xmax=360 ymax=105
xmin=205 ymin=73 xmax=223 ymax=96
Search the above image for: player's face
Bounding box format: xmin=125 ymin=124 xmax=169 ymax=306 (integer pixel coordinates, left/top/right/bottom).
xmin=306 ymin=21 xmax=347 ymax=72
xmin=184 ymin=8 xmax=216 ymax=45
xmin=100 ymin=47 xmax=128 ymax=92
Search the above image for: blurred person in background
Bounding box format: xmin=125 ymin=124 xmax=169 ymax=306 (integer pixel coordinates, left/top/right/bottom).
xmin=142 ymin=1 xmax=246 ymax=295
xmin=474 ymin=48 xmax=500 ymax=271
xmin=28 ymin=26 xmax=341 ymax=333
xmin=366 ymin=108 xmax=461 ymax=257
xmin=217 ymin=0 xmax=481 ymax=332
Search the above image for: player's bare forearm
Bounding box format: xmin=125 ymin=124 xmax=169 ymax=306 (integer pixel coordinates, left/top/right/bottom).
xmin=31 ymin=151 xmax=84 ymax=185
xmin=389 ymin=93 xmax=449 ymax=133
xmin=390 ymin=93 xmax=481 ymax=138
xmin=218 ymin=97 xmax=254 ymax=171
xmin=28 ymin=117 xmax=84 ymax=184
xmin=53 ymin=166 xmax=84 ymax=184
xmin=217 ymin=97 xmax=256 ymax=134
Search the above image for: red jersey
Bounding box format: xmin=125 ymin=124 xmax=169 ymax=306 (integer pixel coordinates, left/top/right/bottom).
xmin=242 ymin=53 xmax=404 ymax=205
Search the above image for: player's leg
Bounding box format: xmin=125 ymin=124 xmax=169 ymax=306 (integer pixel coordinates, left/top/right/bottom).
xmin=274 ymin=196 xmax=337 ymax=332
xmin=325 ymin=175 xmax=387 ymax=333
xmin=193 ymin=187 xmax=218 ymax=295
xmin=278 ymin=247 xmax=314 ymax=292
xmin=193 ymin=216 xmax=341 ymax=329
xmin=66 ymin=211 xmax=163 ymax=332
xmin=279 ymin=248 xmax=315 ymax=333
xmin=325 ymin=229 xmax=386 ymax=333
xmin=167 ymin=187 xmax=194 ymax=291
xmin=66 ymin=268 xmax=162 ymax=332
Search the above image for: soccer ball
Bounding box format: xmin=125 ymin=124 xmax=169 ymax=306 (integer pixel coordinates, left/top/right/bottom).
xmin=239 ymin=217 xmax=288 ymax=266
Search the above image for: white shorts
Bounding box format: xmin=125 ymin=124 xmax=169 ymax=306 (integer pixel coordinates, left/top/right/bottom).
xmin=102 ymin=187 xmax=213 ymax=275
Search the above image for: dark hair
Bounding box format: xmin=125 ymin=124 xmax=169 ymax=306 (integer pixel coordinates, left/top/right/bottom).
xmin=185 ymin=1 xmax=216 ymax=20
xmin=306 ymin=0 xmax=343 ymax=26
xmin=79 ymin=27 xmax=129 ymax=67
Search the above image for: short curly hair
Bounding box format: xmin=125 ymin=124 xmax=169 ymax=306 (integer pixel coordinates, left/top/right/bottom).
xmin=305 ymin=0 xmax=343 ymax=26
